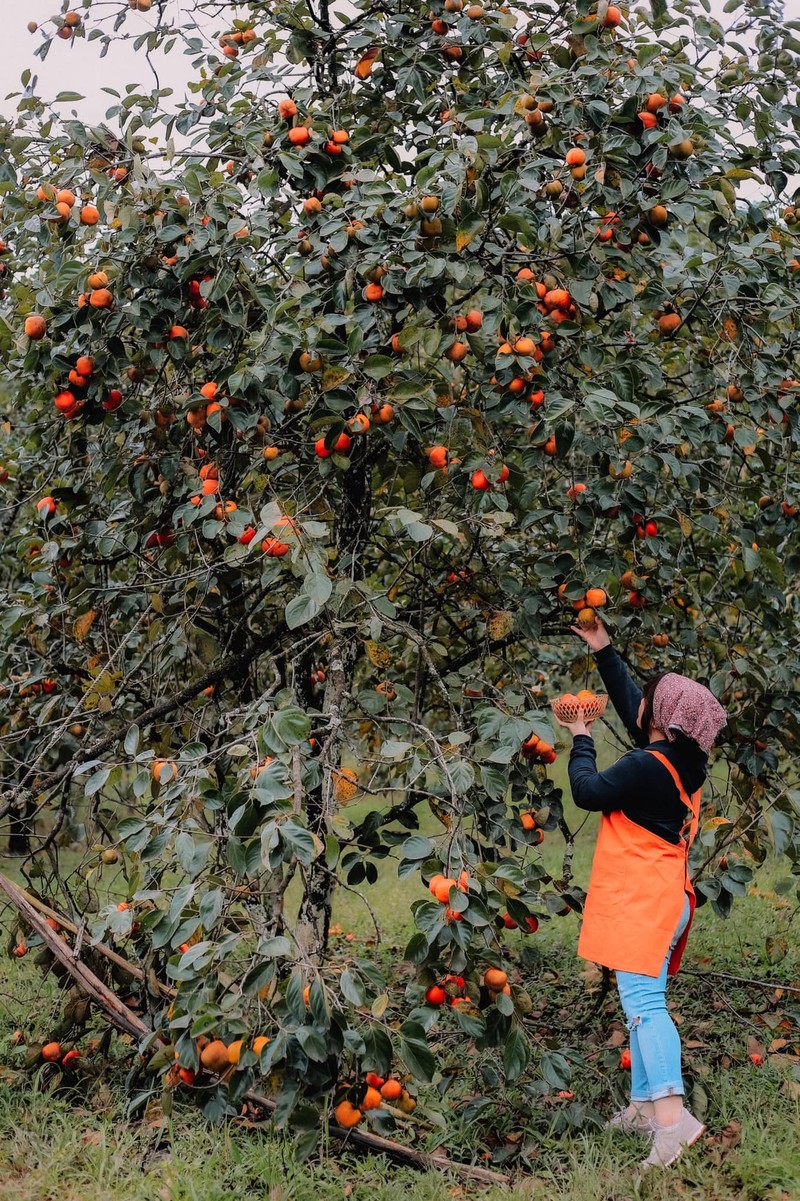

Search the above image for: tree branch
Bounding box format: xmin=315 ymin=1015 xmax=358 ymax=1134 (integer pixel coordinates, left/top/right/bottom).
xmin=0 ymin=621 xmax=289 ymax=820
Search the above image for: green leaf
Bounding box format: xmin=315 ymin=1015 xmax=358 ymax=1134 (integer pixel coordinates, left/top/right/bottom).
xmin=296 ymin=1026 xmax=328 ymax=1061
xmin=449 ymin=759 xmax=475 ymax=795
xmin=400 ymin=836 xmax=433 ymax=861
xmin=278 ymin=820 xmax=317 ymax=866
xmin=541 ymin=1051 xmax=572 ymax=1089
xmin=743 ymin=546 xmax=760 ymax=572
xmin=453 ymin=1007 xmax=486 ymax=1038
xmin=765 ymin=810 xmax=793 ymax=857
xmin=362 ymin=355 xmax=395 ymax=381
xmin=480 ymin=765 xmax=507 ymax=801
xmin=399 ymin=1022 xmax=436 ymax=1081
xmin=198 ymin=889 xmax=224 ymax=929
xmin=285 ymin=573 xmax=331 ymax=629
xmin=271 ymin=707 xmax=311 ymax=745
xmin=404 ymin=932 xmax=430 ymax=964
xmin=84 ymin=767 xmax=110 ymax=798
xmin=340 ymin=968 xmax=366 ymax=1005
xmin=258 ymin=935 xmax=292 ymax=958
xmin=503 ymin=1027 xmax=529 ymax=1082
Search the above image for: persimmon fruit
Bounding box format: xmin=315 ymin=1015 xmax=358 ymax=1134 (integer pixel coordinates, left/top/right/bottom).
xmin=24 ymin=314 xmax=47 ymax=340
xmin=334 ymin=1100 xmax=362 ymax=1128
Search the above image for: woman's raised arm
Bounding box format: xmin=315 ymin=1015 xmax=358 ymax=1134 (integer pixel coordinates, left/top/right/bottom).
xmin=571 ymin=619 xmax=645 ymax=744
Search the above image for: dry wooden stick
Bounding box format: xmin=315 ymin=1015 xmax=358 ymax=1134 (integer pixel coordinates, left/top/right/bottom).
xmin=244 ymin=1087 xmax=511 ymax=1185
xmin=681 ymin=967 xmax=800 ymax=994
xmin=0 ymin=873 xmax=150 ymax=1041
xmin=0 ymin=875 xmax=511 ymax=1186
xmin=0 ymin=871 xmax=175 ymax=1000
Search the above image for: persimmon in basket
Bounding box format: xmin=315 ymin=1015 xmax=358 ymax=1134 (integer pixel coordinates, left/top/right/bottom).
xmin=551 ymin=689 xmax=608 ymax=723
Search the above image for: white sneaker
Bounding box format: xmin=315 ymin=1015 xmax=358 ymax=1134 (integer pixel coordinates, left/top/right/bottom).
xmin=641 ymin=1108 xmax=706 ymax=1169
xmin=606 ymin=1107 xmax=654 ymax=1135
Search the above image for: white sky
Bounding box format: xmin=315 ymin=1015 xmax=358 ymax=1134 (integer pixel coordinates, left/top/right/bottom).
xmin=1 ymin=0 xmax=221 ymax=126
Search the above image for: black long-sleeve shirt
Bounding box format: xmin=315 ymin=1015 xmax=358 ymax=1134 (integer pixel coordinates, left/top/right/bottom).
xmin=567 ymin=646 xmax=708 ymax=845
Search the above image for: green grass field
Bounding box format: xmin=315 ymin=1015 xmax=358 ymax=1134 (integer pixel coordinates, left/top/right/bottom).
xmin=1 ymin=738 xmax=799 ymax=1200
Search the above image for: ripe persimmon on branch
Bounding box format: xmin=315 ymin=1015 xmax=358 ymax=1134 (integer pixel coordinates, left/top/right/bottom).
xmin=0 ymin=0 xmax=798 ymax=1166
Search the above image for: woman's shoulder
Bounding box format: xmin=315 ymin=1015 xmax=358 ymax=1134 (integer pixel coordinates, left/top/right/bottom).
xmin=621 ymin=746 xmax=671 ymax=770
xmin=642 ymin=739 xmax=708 ymax=790
xmin=610 ymin=746 xmax=676 ymax=781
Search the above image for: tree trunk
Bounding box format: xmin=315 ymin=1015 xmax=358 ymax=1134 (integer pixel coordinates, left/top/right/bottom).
xmin=295 ymin=448 xmax=371 ymax=963
xmin=7 ymin=804 xmax=35 ymax=855
xmin=7 ymin=766 xmax=35 ymax=855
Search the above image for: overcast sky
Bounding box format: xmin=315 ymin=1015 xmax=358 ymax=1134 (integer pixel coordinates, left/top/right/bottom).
xmin=2 ymin=0 xmax=216 ymax=126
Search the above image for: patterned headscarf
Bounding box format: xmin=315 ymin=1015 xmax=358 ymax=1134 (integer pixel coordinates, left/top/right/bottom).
xmin=652 ymin=673 xmax=727 ymax=754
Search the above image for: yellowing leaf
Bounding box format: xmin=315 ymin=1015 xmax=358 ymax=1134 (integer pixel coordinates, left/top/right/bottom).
xmin=73 ymin=609 xmax=99 ymax=641
xmin=82 ymin=668 xmax=121 ymax=710
xmin=354 ymin=47 xmax=380 ymax=79
xmin=322 ymin=365 xmax=352 ymax=391
xmin=676 ymin=511 xmax=693 ymax=538
xmin=701 ymin=816 xmax=731 ymax=834
xmin=365 ymin=640 xmax=392 ymax=668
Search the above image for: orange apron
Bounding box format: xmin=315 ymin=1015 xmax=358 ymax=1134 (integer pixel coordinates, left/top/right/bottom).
xmin=577 ymin=749 xmax=701 ymax=978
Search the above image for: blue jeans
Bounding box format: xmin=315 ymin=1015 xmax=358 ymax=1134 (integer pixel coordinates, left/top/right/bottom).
xmin=615 ymin=894 xmax=691 ymax=1102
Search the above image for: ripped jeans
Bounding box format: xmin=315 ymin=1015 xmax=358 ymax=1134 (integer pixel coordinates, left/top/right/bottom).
xmin=615 ymin=894 xmax=692 ymax=1102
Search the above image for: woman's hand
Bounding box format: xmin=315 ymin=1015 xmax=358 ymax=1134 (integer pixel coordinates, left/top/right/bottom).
xmin=571 ymin=617 xmax=611 ymax=653
xmin=554 ymin=708 xmax=596 ymax=738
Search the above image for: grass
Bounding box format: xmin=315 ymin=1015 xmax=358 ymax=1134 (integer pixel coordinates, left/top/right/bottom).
xmin=1 ymin=727 xmax=799 ymax=1199
xmin=0 ymin=1060 xmax=797 ymax=1201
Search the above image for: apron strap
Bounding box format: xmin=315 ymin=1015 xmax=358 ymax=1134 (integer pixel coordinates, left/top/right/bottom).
xmin=645 ymin=748 xmax=702 ymax=844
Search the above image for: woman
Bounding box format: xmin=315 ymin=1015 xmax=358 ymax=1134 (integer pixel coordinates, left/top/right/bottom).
xmin=555 ymin=618 xmax=727 ymax=1170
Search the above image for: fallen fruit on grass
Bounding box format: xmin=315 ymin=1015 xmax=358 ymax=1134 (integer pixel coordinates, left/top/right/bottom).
xmin=619 ymin=1048 xmax=632 ymax=1070
xmin=42 ymin=1042 xmax=62 ymax=1062
xmin=361 ymin=1086 xmax=382 ymax=1111
xmin=380 ymin=1078 xmax=403 ymax=1101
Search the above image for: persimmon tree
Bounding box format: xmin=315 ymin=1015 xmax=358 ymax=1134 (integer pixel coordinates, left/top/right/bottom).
xmin=1 ymin=0 xmax=799 ymax=1149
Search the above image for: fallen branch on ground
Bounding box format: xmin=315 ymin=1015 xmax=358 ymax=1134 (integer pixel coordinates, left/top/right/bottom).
xmin=0 ymin=875 xmax=510 ymax=1187
xmin=681 ymin=967 xmax=800 ymax=994
xmin=0 ymin=871 xmax=149 ymax=1040
xmin=0 ymin=871 xmax=175 ymax=1000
